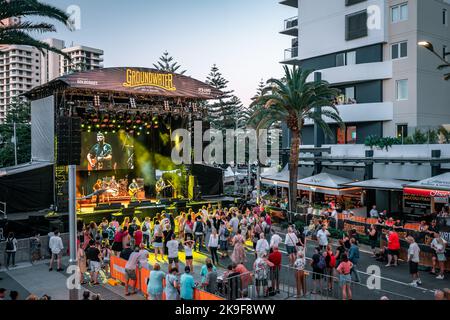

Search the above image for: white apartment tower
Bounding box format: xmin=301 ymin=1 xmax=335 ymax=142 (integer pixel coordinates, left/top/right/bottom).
xmin=280 ymin=0 xmax=450 ymax=145
xmin=0 ymin=38 xmax=104 ymax=123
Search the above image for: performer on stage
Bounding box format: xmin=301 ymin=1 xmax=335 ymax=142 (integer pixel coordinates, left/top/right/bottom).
xmin=155 ymin=177 xmax=166 ymax=200
xmin=93 ymin=179 xmax=105 ymax=206
xmin=105 ymin=175 xmax=119 ymax=199
xmin=87 ymin=133 xmax=112 ymax=170
xmin=128 ymin=179 xmax=140 ymax=201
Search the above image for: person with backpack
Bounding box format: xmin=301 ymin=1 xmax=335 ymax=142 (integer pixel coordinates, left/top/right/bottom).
xmin=253 ymin=252 xmax=274 ymax=298
xmin=5 ymin=232 xmax=18 ymax=268
xmin=348 ymin=238 xmax=360 ymax=283
xmin=325 ymin=245 xmax=336 ymax=292
xmin=193 ymin=216 xmax=205 ymax=252
xmin=310 ymin=247 xmax=325 ymax=295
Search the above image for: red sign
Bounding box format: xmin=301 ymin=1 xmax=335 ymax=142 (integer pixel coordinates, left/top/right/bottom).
xmin=404 ymin=187 xmax=450 ymax=197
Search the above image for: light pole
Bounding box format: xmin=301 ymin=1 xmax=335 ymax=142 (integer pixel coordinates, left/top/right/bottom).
xmin=68 ymin=165 xmax=78 ymax=300
xmin=418 ymin=41 xmax=450 ymax=80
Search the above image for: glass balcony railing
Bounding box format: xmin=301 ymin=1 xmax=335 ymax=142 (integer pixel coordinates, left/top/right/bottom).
xmin=283 ymin=16 xmax=298 ymax=30
xmin=284 ymin=47 xmax=298 ymax=60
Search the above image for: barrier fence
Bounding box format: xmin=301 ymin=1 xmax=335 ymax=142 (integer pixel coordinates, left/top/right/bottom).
xmin=218 ymin=264 xmax=434 ymax=301
xmin=108 ymin=256 xmax=224 ymax=301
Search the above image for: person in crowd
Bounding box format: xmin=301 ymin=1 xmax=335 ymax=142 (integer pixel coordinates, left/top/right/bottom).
xmin=0 ymin=288 xmax=6 ymax=300
xmin=253 ymin=252 xmax=273 ymax=298
xmin=255 ymin=233 xmax=269 ymax=257
xmin=219 ymin=221 xmax=230 ymax=258
xmin=325 ymin=244 xmax=336 ymax=291
xmin=147 ymin=263 xmax=165 ymax=300
xmin=48 ymin=230 xmax=64 ymax=272
xmin=229 ymin=213 xmax=239 ymax=238
xmin=385 ymin=217 xmax=395 ymax=227
xmin=5 ymin=232 xmax=18 ymax=269
xmin=9 ymin=291 xmax=19 ymax=301
xmin=121 ymin=226 xmax=131 ymax=249
xmin=119 ymin=242 xmax=133 ymax=260
xmin=161 ymin=212 xmax=173 ymax=255
xmin=406 ymin=236 xmax=422 ymax=287
xmin=294 ymin=250 xmax=306 ymax=298
xmin=434 ymin=290 xmax=445 ymax=300
xmin=428 ymin=220 xmax=440 ymax=235
xmin=165 ymin=267 xmax=180 ymax=300
xmin=82 ymin=290 xmax=90 ymax=300
xmin=285 ymin=226 xmax=299 ymax=266
xmin=348 ymin=238 xmax=360 ymax=283
xmin=369 ymin=205 xmax=379 ymax=218
xmin=101 ymin=243 xmax=111 ymax=275
xmin=124 ymin=247 xmax=140 ymax=296
xmin=152 ymin=220 xmax=165 ymax=261
xmin=77 ymin=241 xmax=88 ymax=285
xmin=335 ymin=239 xmax=347 ymax=267
xmin=205 ymin=219 xmax=213 ymax=248
xmin=180 ymin=266 xmax=196 ymax=300
xmin=137 ymin=242 xmax=149 ymax=269
xmin=202 ymin=263 xmax=218 ymax=294
xmin=183 ymin=215 xmax=194 ymax=241
xmin=167 ymin=233 xmax=180 ymax=272
xmin=111 ymin=227 xmax=124 ymax=256
xmin=184 ymin=235 xmax=195 ymax=274
xmin=86 ymin=239 xmax=102 ymax=285
xmin=268 ymin=245 xmax=282 ymax=295
xmin=430 ymin=232 xmax=447 ymax=280
xmin=142 ymin=217 xmax=151 ymax=248
xmin=133 ymin=225 xmax=143 ymax=248
xmin=208 ymin=228 xmax=219 ymax=266
xmin=386 ymin=230 xmax=400 ymax=267
xmin=317 ymin=224 xmax=330 ymax=251
xmin=336 ymin=253 xmax=353 ymax=300
xmin=310 ymin=247 xmax=325 ymax=296
xmin=269 ymin=231 xmax=282 ymax=249
xmin=419 ymin=220 xmax=429 ymax=232
xmin=231 ymin=229 xmax=247 ymax=265
xmin=235 ymin=263 xmax=252 ymax=293
xmin=368 ymin=224 xmax=378 ymax=257
xmin=193 ymin=215 xmax=205 ymax=252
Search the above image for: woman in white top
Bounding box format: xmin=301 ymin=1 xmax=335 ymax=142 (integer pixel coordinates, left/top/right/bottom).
xmin=184 ymin=235 xmax=195 ymax=274
xmin=285 ymin=227 xmax=299 ymax=266
xmin=208 ymin=229 xmax=219 ymax=266
xmin=431 ymin=232 xmax=447 ymax=280
xmin=293 ymin=251 xmax=306 ymax=297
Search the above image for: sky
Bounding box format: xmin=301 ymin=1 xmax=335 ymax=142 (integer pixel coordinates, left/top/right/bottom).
xmin=38 ymin=0 xmax=294 ymax=106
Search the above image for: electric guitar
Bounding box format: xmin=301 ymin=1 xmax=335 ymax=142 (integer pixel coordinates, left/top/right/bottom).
xmin=88 ymin=156 xmax=105 ymax=171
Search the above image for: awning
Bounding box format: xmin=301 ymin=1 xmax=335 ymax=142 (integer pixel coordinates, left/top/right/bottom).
xmin=261 ymin=165 xmax=314 ymax=188
xmin=342 ymin=178 xmax=410 ymax=191
xmin=297 ymin=173 xmax=361 ymax=196
xmin=405 ymin=173 xmax=450 ymax=197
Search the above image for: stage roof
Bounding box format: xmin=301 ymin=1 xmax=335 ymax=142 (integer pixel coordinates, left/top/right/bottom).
xmin=25 ymin=67 xmax=223 ymax=100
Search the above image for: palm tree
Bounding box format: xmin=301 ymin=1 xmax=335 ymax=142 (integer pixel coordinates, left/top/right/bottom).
xmin=0 ymin=0 xmax=72 ymax=55
xmin=250 ymin=66 xmax=343 ymax=212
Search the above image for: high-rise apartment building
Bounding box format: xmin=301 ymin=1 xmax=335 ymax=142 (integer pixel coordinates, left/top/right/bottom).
xmin=280 ymin=0 xmax=450 ymax=144
xmin=60 ymin=45 xmax=104 ymax=75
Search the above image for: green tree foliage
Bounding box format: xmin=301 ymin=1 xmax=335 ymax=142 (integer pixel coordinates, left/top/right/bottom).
xmin=153 ymin=51 xmax=186 ymax=75
xmin=0 ymin=98 xmax=31 ymax=167
xmin=0 ymin=0 xmax=72 ymax=56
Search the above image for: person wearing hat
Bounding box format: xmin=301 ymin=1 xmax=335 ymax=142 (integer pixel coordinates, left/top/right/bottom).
xmin=87 ymin=132 xmax=112 ymax=170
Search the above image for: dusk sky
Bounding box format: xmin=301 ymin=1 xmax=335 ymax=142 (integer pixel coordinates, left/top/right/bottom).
xmin=39 ymin=0 xmax=294 ymax=106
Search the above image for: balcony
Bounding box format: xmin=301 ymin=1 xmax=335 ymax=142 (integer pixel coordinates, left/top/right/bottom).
xmin=279 ymin=0 xmax=298 ymax=8
xmin=304 ymin=102 xmax=394 ymax=125
xmin=280 ymin=16 xmax=298 ymax=36
xmin=306 ymin=61 xmax=393 ymax=85
xmin=282 ymin=47 xmax=299 ymax=64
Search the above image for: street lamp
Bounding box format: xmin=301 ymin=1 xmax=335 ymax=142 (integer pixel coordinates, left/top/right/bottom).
xmin=418 ymin=40 xmax=450 ymax=80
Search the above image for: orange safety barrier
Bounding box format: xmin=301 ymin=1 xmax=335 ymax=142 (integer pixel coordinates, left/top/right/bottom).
xmin=109 ymin=256 xmax=224 ymax=300
xmin=366 ymin=218 xmax=378 ymax=225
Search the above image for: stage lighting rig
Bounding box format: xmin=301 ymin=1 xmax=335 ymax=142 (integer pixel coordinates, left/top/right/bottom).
xmin=94 ymin=95 xmax=101 ymax=107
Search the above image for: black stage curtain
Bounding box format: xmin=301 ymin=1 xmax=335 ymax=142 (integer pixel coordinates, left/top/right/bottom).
xmin=0 ymin=164 xmax=53 ymax=213
xmin=192 ymin=164 xmax=223 ymax=196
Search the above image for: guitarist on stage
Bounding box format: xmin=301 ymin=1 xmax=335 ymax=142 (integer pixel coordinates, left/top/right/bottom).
xmin=87 ymin=133 xmax=112 ymax=170
xmin=128 ymin=179 xmax=140 ymax=201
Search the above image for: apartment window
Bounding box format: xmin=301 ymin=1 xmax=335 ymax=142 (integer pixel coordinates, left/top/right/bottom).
xmin=396 ymin=79 xmax=408 ymax=100
xmin=336 ymin=51 xmax=357 ymax=66
xmin=391 ymin=3 xmax=408 ymax=23
xmin=346 ymin=11 xmax=368 ymax=40
xmin=337 ymin=126 xmax=357 ymax=144
xmin=444 ymin=9 xmax=448 ymax=26
xmin=397 ymin=124 xmax=408 ymax=140
xmin=345 ymin=86 xmax=356 ymax=102
xmin=391 ymin=41 xmax=408 ymax=59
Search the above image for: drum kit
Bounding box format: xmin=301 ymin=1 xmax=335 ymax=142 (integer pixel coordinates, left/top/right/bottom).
xmin=102 ymin=177 xmax=129 ymax=198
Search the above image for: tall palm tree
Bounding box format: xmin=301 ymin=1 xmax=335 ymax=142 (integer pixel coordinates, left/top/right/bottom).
xmin=250 ymin=66 xmax=343 ymax=212
xmin=0 ymin=0 xmax=72 ymax=55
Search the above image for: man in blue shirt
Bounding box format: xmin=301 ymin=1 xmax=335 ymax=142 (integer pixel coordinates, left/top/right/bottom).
xmin=348 ymin=238 xmax=360 ymax=283
xmin=180 ymin=266 xmax=196 ymax=300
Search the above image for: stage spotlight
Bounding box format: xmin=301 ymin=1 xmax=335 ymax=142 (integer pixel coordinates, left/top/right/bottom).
xmin=130 ymin=97 xmax=136 ymax=108
xmin=96 ymin=124 xmax=100 ymax=129
xmin=94 ymin=95 xmax=101 ymax=107
xmin=164 ymin=101 xmax=171 ymax=111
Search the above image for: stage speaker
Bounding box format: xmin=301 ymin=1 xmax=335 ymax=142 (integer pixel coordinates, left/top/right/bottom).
xmin=159 ymin=198 xmax=172 ymax=205
xmin=173 ymin=199 xmax=188 ymax=207
xmin=57 ymin=116 xmax=81 ymax=166
xmin=94 ymin=203 xmax=123 ymax=211
xmin=121 ymin=207 xmax=135 ymax=217
xmin=188 ymin=175 xmax=196 ymax=199
xmin=128 ymin=201 xmax=141 ymax=208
